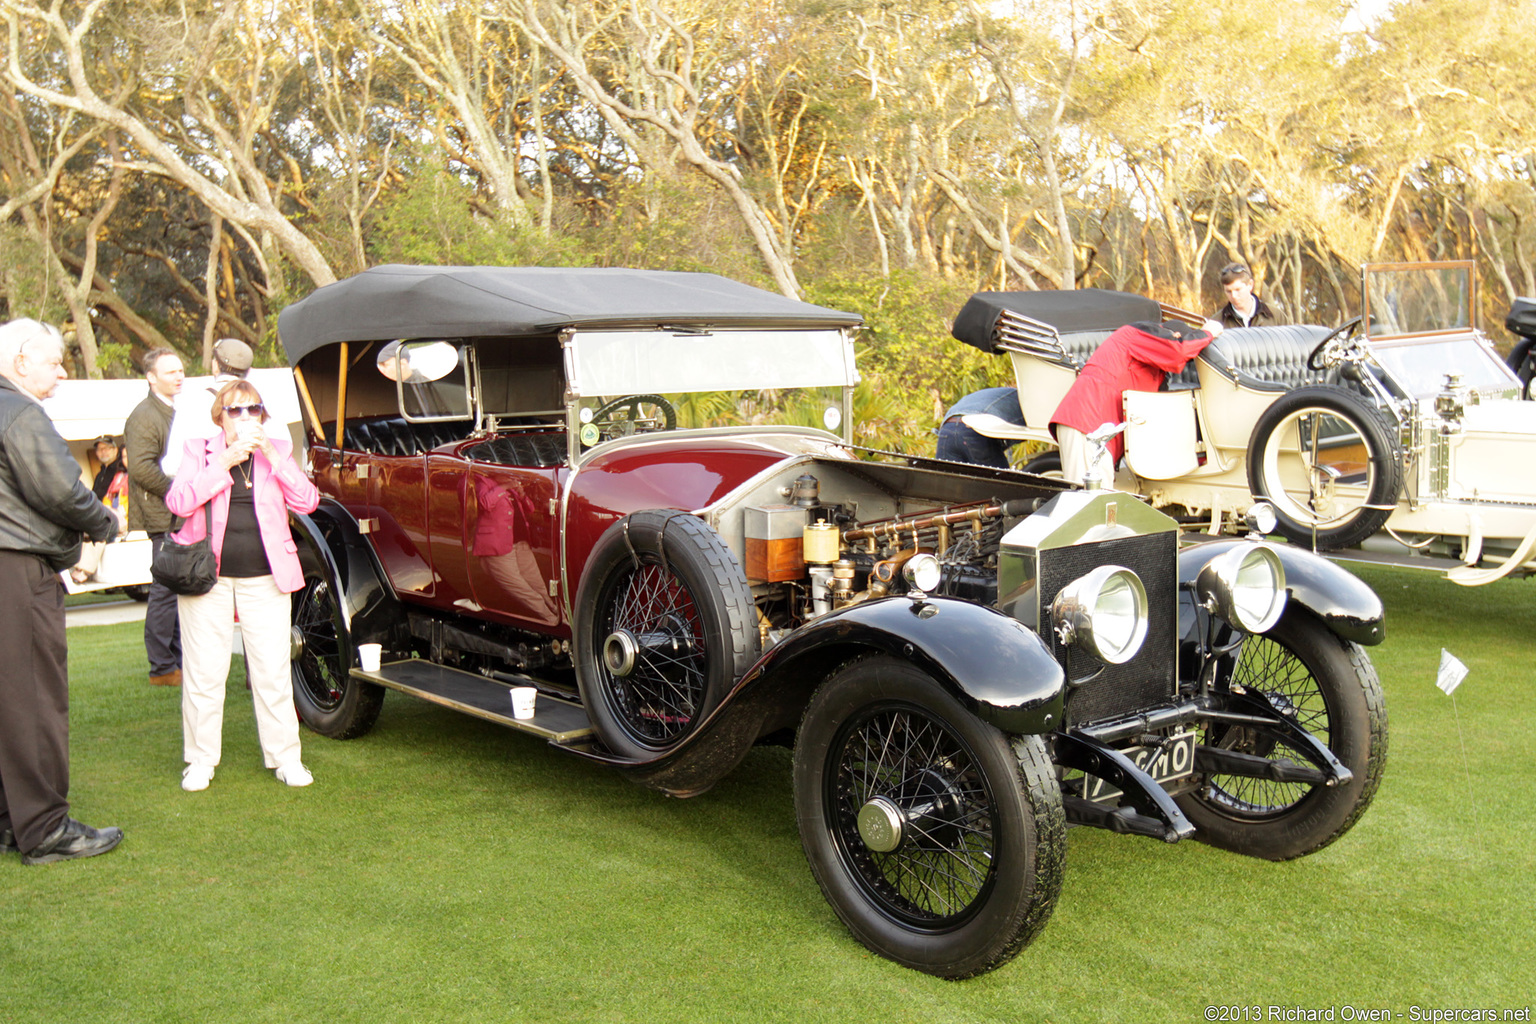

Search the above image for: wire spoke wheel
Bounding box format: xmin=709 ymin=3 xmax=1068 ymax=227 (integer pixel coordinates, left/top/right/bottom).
xmin=1247 ymin=385 xmax=1402 ymax=550
xmin=794 ymin=656 xmax=1064 ymax=978
xmin=1202 ymin=632 xmax=1330 ymax=816
xmin=595 ymin=559 xmax=708 ymax=746
xmin=828 ymin=703 xmax=997 ymax=925
xmin=292 ymin=575 xmax=348 ymax=712
xmin=575 ymin=511 xmax=757 ymax=759
xmin=1178 ymin=611 xmax=1388 ymax=860
xmin=290 ymin=568 xmax=383 ymax=739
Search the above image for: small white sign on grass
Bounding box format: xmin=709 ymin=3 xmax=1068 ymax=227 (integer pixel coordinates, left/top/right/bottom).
xmin=1436 ymin=649 xmax=1469 ymax=695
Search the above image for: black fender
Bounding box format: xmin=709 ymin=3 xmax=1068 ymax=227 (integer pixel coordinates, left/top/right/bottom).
xmin=289 ymin=497 xmax=404 ymax=646
xmin=579 ymin=596 xmax=1065 ymax=796
xmin=1177 ymin=539 xmax=1385 ymax=646
xmin=746 ymin=596 xmax=1065 ymax=735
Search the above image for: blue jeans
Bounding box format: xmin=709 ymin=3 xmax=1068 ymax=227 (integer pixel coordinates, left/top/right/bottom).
xmin=935 ymin=387 xmax=1023 ymax=469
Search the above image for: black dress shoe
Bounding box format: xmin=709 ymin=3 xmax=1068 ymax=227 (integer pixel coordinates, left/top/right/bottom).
xmin=22 ymin=818 xmax=123 ymax=865
xmin=0 ymin=828 xmax=16 ymax=854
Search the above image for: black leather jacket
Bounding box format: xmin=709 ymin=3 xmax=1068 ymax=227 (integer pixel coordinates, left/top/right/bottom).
xmin=0 ymin=375 xmax=118 ymax=571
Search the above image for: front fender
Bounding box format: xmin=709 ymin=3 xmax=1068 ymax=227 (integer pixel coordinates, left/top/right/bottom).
xmin=290 ymin=497 xmax=403 ymax=645
xmin=748 ymin=595 xmax=1066 ymax=735
xmin=1177 ymin=539 xmax=1385 ymax=646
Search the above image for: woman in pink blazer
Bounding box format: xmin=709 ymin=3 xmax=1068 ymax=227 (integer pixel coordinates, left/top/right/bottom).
xmin=165 ymin=380 xmax=319 ymax=792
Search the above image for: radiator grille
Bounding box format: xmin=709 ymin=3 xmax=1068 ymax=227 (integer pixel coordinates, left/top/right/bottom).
xmin=1038 ymin=532 xmax=1179 ymax=725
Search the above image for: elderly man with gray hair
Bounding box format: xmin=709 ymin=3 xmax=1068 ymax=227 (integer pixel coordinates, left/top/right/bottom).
xmin=0 ymin=318 xmax=125 ymax=865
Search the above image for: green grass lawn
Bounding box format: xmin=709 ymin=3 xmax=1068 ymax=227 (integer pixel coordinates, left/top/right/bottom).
xmin=5 ymin=564 xmax=1533 ymax=1023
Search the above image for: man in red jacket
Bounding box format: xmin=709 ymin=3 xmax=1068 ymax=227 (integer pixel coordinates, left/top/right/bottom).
xmin=1050 ymin=319 xmax=1222 ymax=485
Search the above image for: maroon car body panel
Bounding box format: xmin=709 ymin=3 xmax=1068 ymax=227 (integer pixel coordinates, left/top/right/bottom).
xmin=561 ymin=432 xmax=850 ymax=589
xmin=312 ymin=429 xmax=850 ymax=631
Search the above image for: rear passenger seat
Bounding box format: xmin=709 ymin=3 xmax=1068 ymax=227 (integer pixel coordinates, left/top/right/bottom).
xmin=339 ymin=416 xmax=475 ymax=456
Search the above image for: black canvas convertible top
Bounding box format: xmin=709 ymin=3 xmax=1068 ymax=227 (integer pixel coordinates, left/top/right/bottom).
xmin=952 ymin=288 xmax=1164 ymax=353
xmin=277 ymin=265 xmax=862 ymax=364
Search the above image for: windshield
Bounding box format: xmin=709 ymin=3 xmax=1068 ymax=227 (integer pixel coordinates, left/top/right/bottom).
xmin=567 ymin=328 xmax=857 ymax=395
xmin=1370 ymin=336 xmax=1522 ymax=400
xmin=1363 ymin=262 xmax=1474 ymax=339
xmin=564 ymin=327 xmax=858 ymax=446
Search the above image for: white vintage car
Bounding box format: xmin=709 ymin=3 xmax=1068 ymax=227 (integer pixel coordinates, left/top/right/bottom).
xmin=949 ymin=261 xmax=1536 ymax=584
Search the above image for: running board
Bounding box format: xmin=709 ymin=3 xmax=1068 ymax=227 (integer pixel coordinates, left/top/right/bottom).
xmin=353 ymin=660 xmax=595 ymax=744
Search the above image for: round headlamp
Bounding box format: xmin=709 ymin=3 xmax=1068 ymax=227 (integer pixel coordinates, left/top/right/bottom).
xmin=1196 ymin=543 xmax=1287 ymax=634
xmin=1244 ymin=502 xmax=1278 ymax=536
xmin=1050 ymin=565 xmax=1148 ymax=665
xmin=903 ymin=553 xmax=942 ymax=595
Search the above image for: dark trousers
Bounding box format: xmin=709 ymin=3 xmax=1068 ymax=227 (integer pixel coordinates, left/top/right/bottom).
xmin=0 ymin=550 xmax=71 ymax=852
xmin=145 ymin=533 xmax=183 ymax=675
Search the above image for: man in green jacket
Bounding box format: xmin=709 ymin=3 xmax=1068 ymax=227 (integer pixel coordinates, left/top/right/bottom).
xmin=125 ymin=347 xmax=185 ymax=687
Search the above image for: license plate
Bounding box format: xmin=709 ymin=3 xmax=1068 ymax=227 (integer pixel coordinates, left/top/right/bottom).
xmin=1082 ymin=730 xmax=1196 ymax=803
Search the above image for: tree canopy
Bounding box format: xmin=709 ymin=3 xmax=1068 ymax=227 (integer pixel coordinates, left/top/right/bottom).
xmin=3 ymin=0 xmax=1530 ymax=442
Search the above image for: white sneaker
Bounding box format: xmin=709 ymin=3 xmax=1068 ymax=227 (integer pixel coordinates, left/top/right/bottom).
xmin=275 ymin=762 xmax=313 ymax=787
xmin=181 ymin=764 xmax=215 ymax=792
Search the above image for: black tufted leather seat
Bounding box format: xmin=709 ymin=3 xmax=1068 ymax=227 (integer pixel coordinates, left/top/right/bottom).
xmin=339 ymin=416 xmax=473 ymax=456
xmin=464 ymin=433 xmax=567 ymax=467
xmin=1197 ymin=324 xmax=1333 ymax=392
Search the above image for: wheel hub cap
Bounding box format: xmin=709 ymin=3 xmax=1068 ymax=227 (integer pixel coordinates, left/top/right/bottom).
xmin=602 ymin=621 xmax=688 ymax=677
xmin=857 ymin=796 xmax=905 ymax=852
xmin=290 ymin=624 xmax=303 ymax=662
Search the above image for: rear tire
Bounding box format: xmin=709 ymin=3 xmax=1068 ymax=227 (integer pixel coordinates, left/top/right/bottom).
xmin=291 ymin=569 xmax=383 ymax=739
xmin=1019 ymin=451 xmax=1063 ymax=478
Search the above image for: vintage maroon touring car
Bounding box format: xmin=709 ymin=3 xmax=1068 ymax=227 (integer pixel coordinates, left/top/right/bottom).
xmin=278 ymin=265 xmax=1388 ymax=978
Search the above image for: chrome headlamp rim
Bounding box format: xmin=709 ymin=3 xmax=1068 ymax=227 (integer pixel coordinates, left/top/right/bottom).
xmin=1244 ymin=501 xmax=1278 ymax=536
xmin=1196 ymin=542 xmax=1288 ymax=634
xmin=903 ymin=553 xmax=942 ymax=596
xmin=1050 ymin=564 xmax=1149 ymax=666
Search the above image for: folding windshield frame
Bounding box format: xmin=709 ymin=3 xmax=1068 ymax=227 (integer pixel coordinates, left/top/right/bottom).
xmin=560 ymin=325 xmax=859 ymax=463
xmin=1361 ymin=261 xmax=1476 ymax=342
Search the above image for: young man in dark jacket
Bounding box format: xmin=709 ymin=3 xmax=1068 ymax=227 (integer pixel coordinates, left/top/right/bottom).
xmin=1212 ymin=263 xmax=1282 ymax=329
xmin=0 ymin=318 xmax=124 ymax=865
xmin=125 ymin=347 xmax=185 ymax=686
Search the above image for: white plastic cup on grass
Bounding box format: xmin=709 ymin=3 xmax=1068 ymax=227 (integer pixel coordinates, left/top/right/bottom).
xmin=358 ymin=643 xmax=382 ymax=673
xmin=511 ymin=686 xmax=537 ymax=720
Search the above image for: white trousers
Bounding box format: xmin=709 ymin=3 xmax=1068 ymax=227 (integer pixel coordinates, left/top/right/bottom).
xmin=1056 ymin=425 xmax=1117 ymax=487
xmin=178 ymin=575 xmax=301 ymax=770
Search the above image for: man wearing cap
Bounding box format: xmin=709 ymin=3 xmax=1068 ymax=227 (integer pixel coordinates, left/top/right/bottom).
xmin=1050 ymin=319 xmax=1223 ymax=486
xmin=161 ymin=338 xmax=254 ymax=475
xmin=0 ymin=318 xmax=125 ymax=864
xmin=126 ymin=347 xmax=186 ymax=687
xmin=90 ymin=435 xmax=126 ymax=501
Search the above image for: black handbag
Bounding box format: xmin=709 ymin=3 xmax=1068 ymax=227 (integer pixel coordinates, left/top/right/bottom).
xmin=150 ymin=504 xmax=217 ymax=596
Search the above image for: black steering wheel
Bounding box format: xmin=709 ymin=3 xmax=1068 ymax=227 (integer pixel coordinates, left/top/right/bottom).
xmin=588 ymin=394 xmax=678 ymax=443
xmin=1306 ymin=316 xmax=1365 ymax=372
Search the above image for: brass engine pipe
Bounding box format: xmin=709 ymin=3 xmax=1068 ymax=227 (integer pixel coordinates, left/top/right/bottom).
xmin=843 ymin=503 xmax=1005 ymax=544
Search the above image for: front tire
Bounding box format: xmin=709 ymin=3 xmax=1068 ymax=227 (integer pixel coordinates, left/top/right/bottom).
xmin=291 ymin=570 xmax=384 ymax=739
xmin=793 ymin=656 xmax=1065 ymax=978
xmin=1177 ymin=610 xmax=1388 ymax=860
xmin=1246 ymin=385 xmax=1402 ymax=550
xmin=574 ymin=511 xmax=759 ymax=759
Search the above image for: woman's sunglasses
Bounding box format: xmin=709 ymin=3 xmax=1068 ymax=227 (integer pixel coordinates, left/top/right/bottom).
xmin=223 ymin=403 xmax=265 ymax=418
